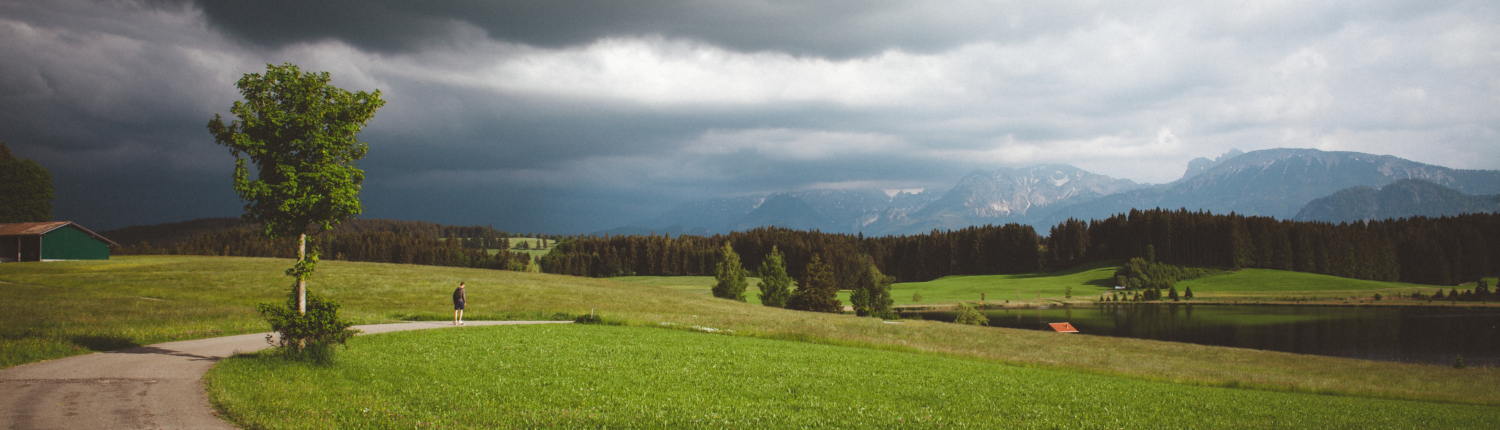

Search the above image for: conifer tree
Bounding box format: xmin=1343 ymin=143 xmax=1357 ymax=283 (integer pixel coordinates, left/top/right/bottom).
xmin=756 ymin=246 xmax=793 ymax=307
xmin=711 ymin=241 xmax=748 ymax=301
xmin=787 ymin=254 xmax=842 ymax=313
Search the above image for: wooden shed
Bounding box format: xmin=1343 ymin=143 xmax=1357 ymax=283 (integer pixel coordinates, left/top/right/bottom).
xmin=0 ymin=222 xmax=118 ymax=262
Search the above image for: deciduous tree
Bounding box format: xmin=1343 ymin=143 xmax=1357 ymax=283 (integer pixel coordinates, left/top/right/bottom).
xmin=208 ymin=63 xmax=384 ymax=313
xmin=0 ymin=143 xmax=54 ymax=223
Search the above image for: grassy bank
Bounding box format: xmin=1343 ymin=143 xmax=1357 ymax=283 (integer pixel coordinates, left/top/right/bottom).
xmin=207 ymin=324 xmax=1498 ymax=429
xmin=4 ymin=255 xmax=1499 ymax=406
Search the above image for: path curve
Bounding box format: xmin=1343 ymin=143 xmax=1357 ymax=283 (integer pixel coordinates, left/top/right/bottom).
xmin=0 ymin=321 xmax=570 ymax=429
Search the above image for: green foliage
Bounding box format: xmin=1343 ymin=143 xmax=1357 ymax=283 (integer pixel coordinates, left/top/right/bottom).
xmin=711 ymin=242 xmax=748 ymax=301
xmin=0 ymin=142 xmax=54 ymax=223
xmin=1065 ymin=285 xmax=1073 ymax=299
xmin=849 ymin=261 xmax=895 ymax=318
xmin=953 ymin=302 xmax=989 ymax=326
xmin=787 ymin=254 xmax=842 ymax=313
xmin=756 ymin=246 xmax=793 ymax=307
xmin=911 ymin=291 xmax=923 ymax=303
xmin=573 ymin=312 xmax=624 ymax=326
xmin=1454 ymin=355 xmax=1467 ymax=369
xmin=1115 ymin=258 xmax=1221 ymax=291
xmin=208 ymin=63 xmax=385 ymax=312
xmin=254 ymin=285 xmax=359 ymax=364
xmin=207 ymin=63 xmax=384 ymax=241
xmin=1184 ymin=286 xmax=1194 ymax=300
xmin=1169 ymin=286 xmax=1180 ymax=302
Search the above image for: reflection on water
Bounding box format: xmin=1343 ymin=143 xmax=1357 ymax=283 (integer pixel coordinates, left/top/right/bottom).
xmin=905 ymin=304 xmax=1500 ymax=366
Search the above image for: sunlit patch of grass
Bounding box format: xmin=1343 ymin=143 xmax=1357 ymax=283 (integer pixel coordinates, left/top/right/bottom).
xmin=205 ymin=324 xmax=1500 ymax=429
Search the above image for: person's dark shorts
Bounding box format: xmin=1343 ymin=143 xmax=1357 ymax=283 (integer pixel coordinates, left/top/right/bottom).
xmin=454 ymin=301 xmax=465 ymax=311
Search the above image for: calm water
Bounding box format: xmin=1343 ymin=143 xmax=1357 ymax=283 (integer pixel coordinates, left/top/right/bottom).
xmin=905 ymin=304 xmax=1500 ymax=366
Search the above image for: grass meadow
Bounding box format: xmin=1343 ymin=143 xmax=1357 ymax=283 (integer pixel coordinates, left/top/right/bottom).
xmin=894 ymin=263 xmax=1482 ymax=306
xmin=207 ymin=323 xmax=1498 ymax=429
xmin=4 ymin=255 xmax=1500 ymax=425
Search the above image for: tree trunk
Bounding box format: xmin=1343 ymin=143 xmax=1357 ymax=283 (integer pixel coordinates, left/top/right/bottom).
xmin=298 ymin=233 xmax=307 ymax=314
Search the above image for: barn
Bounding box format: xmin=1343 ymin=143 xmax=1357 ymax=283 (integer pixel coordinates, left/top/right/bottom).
xmin=0 ymin=222 xmax=118 ymax=263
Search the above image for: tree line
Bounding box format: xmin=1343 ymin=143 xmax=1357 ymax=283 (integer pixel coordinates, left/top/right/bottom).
xmin=116 ymin=219 xmax=536 ymax=271
xmin=543 ymin=210 xmax=1499 ymax=287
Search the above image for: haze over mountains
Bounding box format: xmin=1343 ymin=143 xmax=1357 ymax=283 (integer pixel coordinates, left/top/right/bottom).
xmin=611 ymin=148 xmax=1500 ymax=236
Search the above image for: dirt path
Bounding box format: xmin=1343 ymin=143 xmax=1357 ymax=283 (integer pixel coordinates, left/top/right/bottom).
xmin=0 ymin=320 xmax=570 ymax=429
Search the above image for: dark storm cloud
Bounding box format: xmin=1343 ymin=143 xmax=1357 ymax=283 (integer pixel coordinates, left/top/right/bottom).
xmin=193 ymin=0 xmax=1078 ymax=58
xmin=3 ymin=0 xmax=1497 ymax=233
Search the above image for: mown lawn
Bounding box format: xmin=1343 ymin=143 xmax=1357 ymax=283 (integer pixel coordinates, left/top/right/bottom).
xmin=206 ymin=323 xmax=1499 ymax=429
xmin=4 ymin=255 xmax=1499 ymax=407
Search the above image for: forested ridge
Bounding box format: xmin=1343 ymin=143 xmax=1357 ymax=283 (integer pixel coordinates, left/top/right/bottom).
xmin=543 ymin=209 xmax=1499 ymax=286
xmin=115 ymin=218 xmax=535 ymax=271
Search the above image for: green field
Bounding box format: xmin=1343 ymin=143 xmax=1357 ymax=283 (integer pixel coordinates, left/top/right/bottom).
xmin=892 ymin=261 xmax=1119 ymax=305
xmin=207 ymin=323 xmax=1498 ymax=429
xmin=4 ymin=255 xmax=1499 ymax=413
xmin=892 ymin=263 xmax=1479 ymax=306
xmin=494 ymin=237 xmax=557 ymax=259
xmin=615 ymin=276 xmax=765 ymax=304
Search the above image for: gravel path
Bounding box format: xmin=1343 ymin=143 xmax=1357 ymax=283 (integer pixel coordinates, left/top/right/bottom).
xmin=0 ymin=320 xmax=570 ymax=429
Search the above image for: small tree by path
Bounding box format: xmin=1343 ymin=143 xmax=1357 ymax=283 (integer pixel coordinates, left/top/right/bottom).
xmin=208 ymin=63 xmax=384 ymax=315
xmin=711 ymin=241 xmax=748 ymax=302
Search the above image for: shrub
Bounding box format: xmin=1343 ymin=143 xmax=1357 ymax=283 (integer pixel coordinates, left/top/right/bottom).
xmin=574 ymin=311 xmax=624 ymax=326
xmin=256 ymin=285 xmax=359 ymax=364
xmin=953 ymin=303 xmax=989 ymax=326
xmin=912 ymin=291 xmax=923 ymax=303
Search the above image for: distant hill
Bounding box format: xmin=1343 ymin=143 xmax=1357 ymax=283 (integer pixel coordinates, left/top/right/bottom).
xmin=1294 ymin=179 xmax=1500 ymax=223
xmin=1038 ymin=148 xmax=1500 ymax=225
xmin=875 ymin=164 xmax=1142 ymax=234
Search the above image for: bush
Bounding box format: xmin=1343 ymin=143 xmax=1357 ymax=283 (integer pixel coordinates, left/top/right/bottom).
xmin=953 ymin=303 xmax=990 ymax=326
xmin=256 ymin=285 xmax=359 ymax=364
xmin=574 ymin=311 xmax=624 ymax=326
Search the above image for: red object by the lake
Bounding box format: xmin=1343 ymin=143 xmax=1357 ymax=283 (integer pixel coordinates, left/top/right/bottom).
xmin=1048 ymin=322 xmax=1079 ymax=333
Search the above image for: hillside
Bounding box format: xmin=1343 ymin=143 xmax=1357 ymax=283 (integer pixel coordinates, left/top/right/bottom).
xmin=1294 ymin=179 xmax=1500 ymax=223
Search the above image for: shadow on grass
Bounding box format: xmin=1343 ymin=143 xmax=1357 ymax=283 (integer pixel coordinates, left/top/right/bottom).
xmin=70 ymin=334 xmax=141 ymax=352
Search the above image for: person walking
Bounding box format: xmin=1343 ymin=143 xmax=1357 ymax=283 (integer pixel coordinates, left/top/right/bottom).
xmin=453 ymin=282 xmax=467 ymax=325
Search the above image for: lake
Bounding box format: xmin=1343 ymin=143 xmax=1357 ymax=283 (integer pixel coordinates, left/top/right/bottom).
xmin=903 ymin=304 xmax=1500 ymax=366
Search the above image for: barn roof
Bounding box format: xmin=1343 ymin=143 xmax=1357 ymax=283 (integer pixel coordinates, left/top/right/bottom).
xmin=1047 ymin=322 xmax=1080 ymax=333
xmin=0 ymin=222 xmax=119 ymax=246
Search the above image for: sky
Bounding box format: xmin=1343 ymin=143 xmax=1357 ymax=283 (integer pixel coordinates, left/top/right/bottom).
xmin=2 ymin=0 xmax=1497 ymax=233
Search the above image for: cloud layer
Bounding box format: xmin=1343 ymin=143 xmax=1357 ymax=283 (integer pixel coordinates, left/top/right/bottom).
xmin=2 ymin=0 xmax=1497 ymax=232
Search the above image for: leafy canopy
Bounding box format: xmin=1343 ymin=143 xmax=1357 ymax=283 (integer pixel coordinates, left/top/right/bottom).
xmin=207 ymin=63 xmax=385 ymax=240
xmin=0 ymin=143 xmax=54 ymax=223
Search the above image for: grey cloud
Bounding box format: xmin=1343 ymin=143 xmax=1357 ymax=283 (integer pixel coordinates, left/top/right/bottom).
xmin=192 ymin=0 xmax=1089 ymax=58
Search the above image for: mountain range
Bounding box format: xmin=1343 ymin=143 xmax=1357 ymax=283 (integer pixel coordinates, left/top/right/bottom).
xmin=608 ymin=148 xmax=1500 ymax=236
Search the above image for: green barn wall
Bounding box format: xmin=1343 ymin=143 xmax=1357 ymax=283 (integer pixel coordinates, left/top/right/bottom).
xmin=39 ymin=225 xmax=110 ymax=260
